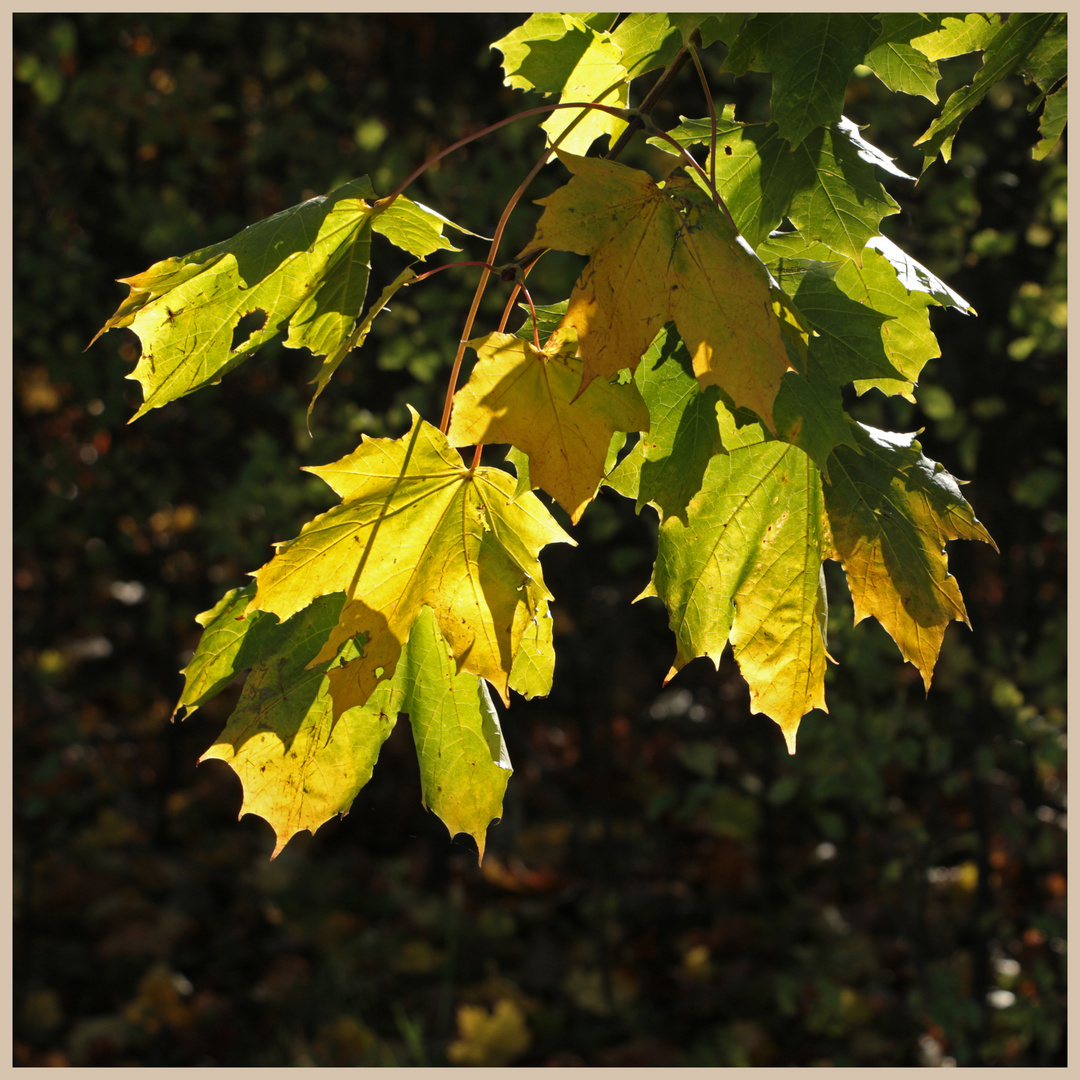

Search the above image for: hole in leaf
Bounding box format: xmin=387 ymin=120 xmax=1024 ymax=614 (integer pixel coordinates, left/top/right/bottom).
xmin=231 ymin=309 xmax=267 ymax=352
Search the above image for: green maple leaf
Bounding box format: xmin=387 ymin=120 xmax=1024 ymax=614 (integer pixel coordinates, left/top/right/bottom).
xmin=1018 ymin=14 xmax=1067 ymax=158
xmin=658 ymin=112 xmax=903 ymax=262
xmin=724 ymin=13 xmax=879 ymax=148
xmin=864 ymin=14 xmax=942 ymax=102
xmin=194 ymin=593 xmax=512 ymax=859
xmin=447 ymin=331 xmax=649 ymax=523
xmin=605 ymin=326 xmax=725 ymax=524
xmin=1032 ymin=83 xmax=1067 ymax=160
xmin=607 ymin=12 xmax=685 ymax=79
xmin=492 ymin=13 xmax=629 ymax=155
xmin=639 ymin=405 xmax=995 ymax=750
xmin=640 ymin=401 xmax=830 ymax=752
xmin=916 ymin=13 xmax=1061 ymax=164
xmin=92 ymin=178 xmax=467 ymax=420
xmin=523 ymin=151 xmax=795 ymax=429
xmin=760 ymin=231 xmax=972 ymax=401
xmin=246 ymin=408 xmax=573 ymax=715
xmin=825 ymin=423 xmax=997 ymax=689
xmin=393 ymin=606 xmax=512 ymax=860
xmin=906 ymin=13 xmax=1000 ymax=63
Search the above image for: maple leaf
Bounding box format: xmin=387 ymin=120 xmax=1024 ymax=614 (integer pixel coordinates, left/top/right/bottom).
xmin=605 ymin=326 xmax=725 ymax=524
xmin=864 ymin=15 xmax=943 ymax=102
xmin=196 ymin=591 xmax=399 ymax=858
xmin=447 ymin=331 xmax=649 ymax=523
xmin=723 ymin=13 xmax=879 ymax=149
xmin=245 ymin=408 xmax=573 ymax=716
xmin=91 ymin=178 xmax=468 ymax=420
xmin=657 ymin=112 xmax=904 ymax=262
xmin=639 ymin=400 xmax=831 ymax=753
xmin=508 ymin=594 xmax=556 ymax=700
xmin=759 ymin=231 xmax=972 ymax=401
xmin=492 ymin=13 xmax=629 ymax=155
xmin=172 ymin=583 xmax=277 ymax=719
xmin=398 ymin=606 xmax=512 ymax=859
xmin=1016 ymin=16 xmax=1067 ymax=160
xmin=906 ymin=13 xmax=1000 ymax=62
xmin=524 ymin=151 xmax=795 ymax=428
xmin=824 ymin=423 xmax=996 ymax=689
xmin=915 ymin=14 xmax=1060 ymax=164
xmin=194 ymin=593 xmax=512 ymax=859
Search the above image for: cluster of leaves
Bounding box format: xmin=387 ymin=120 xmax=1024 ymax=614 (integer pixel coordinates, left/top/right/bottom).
xmin=92 ymin=12 xmax=1065 ymax=858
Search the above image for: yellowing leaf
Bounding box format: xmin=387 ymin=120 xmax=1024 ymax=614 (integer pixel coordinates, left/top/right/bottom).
xmin=173 ymin=583 xmax=275 ymax=718
xmin=92 ymin=178 xmax=466 ymax=420
xmin=246 ymin=409 xmax=573 ymax=715
xmin=447 ymin=331 xmax=649 ymax=523
xmin=492 ymin=13 xmax=629 ymax=155
xmin=524 ymin=151 xmax=795 ymax=428
xmin=198 ymin=593 xmax=399 ymax=858
xmin=824 ymin=423 xmax=996 ymax=689
xmin=197 ymin=597 xmax=513 ymax=859
xmin=508 ymin=595 xmax=556 ymax=700
xmin=641 ymin=402 xmax=830 ymax=752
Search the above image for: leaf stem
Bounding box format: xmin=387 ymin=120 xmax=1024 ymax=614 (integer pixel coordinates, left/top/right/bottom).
xmin=408 ymin=260 xmax=498 ymax=285
xmin=382 ymin=99 xmax=637 ymax=212
xmin=437 ymin=94 xmax=627 ymax=433
xmin=687 ymin=41 xmax=718 ymax=199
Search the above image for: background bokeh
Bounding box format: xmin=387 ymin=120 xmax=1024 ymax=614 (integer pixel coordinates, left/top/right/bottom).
xmin=13 ymin=13 xmax=1066 ymax=1067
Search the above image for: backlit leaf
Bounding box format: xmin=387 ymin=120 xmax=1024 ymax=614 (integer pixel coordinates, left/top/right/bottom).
xmin=492 ymin=13 xmax=629 ymax=155
xmin=915 ymin=13 xmax=1060 ymax=164
xmin=398 ymin=606 xmax=512 ymax=860
xmin=523 ymin=151 xmax=794 ymax=428
xmin=640 ymin=401 xmax=830 ymax=752
xmin=864 ymin=15 xmax=941 ymax=102
xmin=1033 ymin=83 xmax=1067 ymax=160
xmin=907 ymin=13 xmax=1000 ymax=63
xmin=605 ymin=326 xmax=724 ymax=523
xmin=508 ymin=595 xmax=556 ymax=700
xmin=93 ymin=178 xmax=468 ymax=420
xmin=760 ymin=232 xmax=969 ymax=400
xmin=199 ymin=593 xmax=398 ymax=858
xmin=173 ymin=583 xmax=275 ymax=717
xmin=658 ymin=113 xmax=902 ymax=261
xmin=447 ymin=331 xmax=649 ymax=523
xmin=198 ymin=597 xmax=512 ymax=859
xmin=245 ymin=408 xmax=573 ymax=714
xmin=824 ymin=424 xmax=997 ymax=689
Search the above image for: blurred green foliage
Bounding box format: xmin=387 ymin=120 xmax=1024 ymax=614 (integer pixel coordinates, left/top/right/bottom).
xmin=14 ymin=14 xmax=1065 ymax=1067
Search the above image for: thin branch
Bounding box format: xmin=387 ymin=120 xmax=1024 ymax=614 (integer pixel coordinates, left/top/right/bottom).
xmin=437 ymin=92 xmax=628 ymax=433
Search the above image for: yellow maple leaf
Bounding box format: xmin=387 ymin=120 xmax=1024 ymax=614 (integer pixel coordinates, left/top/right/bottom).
xmin=522 ymin=151 xmax=795 ymax=428
xmin=825 ymin=424 xmax=996 ymax=690
xmin=245 ymin=409 xmax=573 ymax=715
xmin=448 ymin=331 xmax=650 ymax=523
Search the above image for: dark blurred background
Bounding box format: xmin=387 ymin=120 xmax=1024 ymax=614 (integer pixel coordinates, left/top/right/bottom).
xmin=13 ymin=13 xmax=1066 ymax=1067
